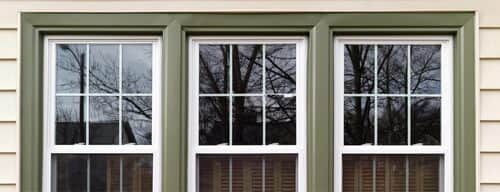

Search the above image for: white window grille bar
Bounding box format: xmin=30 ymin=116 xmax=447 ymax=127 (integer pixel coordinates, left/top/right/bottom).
xmin=407 ymin=45 xmax=412 ymax=146
xmin=262 ymin=44 xmax=267 ymax=145
xmin=119 ymin=44 xmax=123 ymax=145
xmin=229 ymin=45 xmax=233 ymax=146
xmin=343 ymin=93 xmax=440 ymax=97
xmin=86 ymin=44 xmax=90 ymax=145
xmin=199 ymin=93 xmax=295 ymax=97
xmin=374 ymin=45 xmax=378 ymax=145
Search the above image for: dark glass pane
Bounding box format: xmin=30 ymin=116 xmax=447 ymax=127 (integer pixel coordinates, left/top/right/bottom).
xmin=233 ymin=96 xmax=263 ymax=145
xmin=266 ymin=95 xmax=296 ymax=145
xmin=377 ymin=45 xmax=408 ymax=94
xmin=89 ymin=44 xmax=119 ymax=93
xmin=342 ymin=155 xmax=373 ymax=192
xmin=378 ymin=97 xmax=407 ymax=145
xmin=122 ymin=155 xmax=154 ymax=192
xmin=411 ymin=97 xmax=441 ymax=145
xmin=198 ymin=155 xmax=230 ymax=192
xmin=89 ymin=96 xmax=119 ymax=145
xmin=52 ymin=154 xmax=153 ymax=192
xmin=123 ymin=96 xmax=152 ymax=145
xmin=232 ymin=45 xmax=263 ymax=93
xmin=264 ymin=155 xmax=297 ymax=192
xmin=52 ymin=154 xmax=87 ymax=192
xmin=123 ymin=44 xmax=152 ymax=93
xmin=199 ymin=97 xmax=229 ymax=145
xmin=343 ymin=155 xmax=441 ymax=192
xmin=408 ymin=156 xmax=440 ymax=192
xmin=344 ymin=96 xmax=374 ymax=145
xmin=56 ymin=44 xmax=87 ymax=93
xmin=89 ymin=155 xmax=120 ymax=191
xmin=265 ymin=44 xmax=296 ymax=94
xmin=199 ymin=45 xmax=230 ymax=94
xmin=197 ymin=155 xmax=296 ymax=192
xmin=374 ymin=156 xmax=406 ymax=192
xmin=232 ymin=156 xmax=263 ymax=192
xmin=411 ymin=45 xmax=441 ymax=94
xmin=344 ymin=45 xmax=375 ymax=94
xmin=56 ymin=96 xmax=86 ymax=145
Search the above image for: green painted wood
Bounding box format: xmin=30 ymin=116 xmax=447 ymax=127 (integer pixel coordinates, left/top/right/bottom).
xmin=20 ymin=12 xmax=475 ymax=192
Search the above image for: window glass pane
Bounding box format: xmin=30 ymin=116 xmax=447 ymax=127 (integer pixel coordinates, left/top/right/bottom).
xmin=266 ymin=95 xmax=296 ymax=145
xmin=89 ymin=44 xmax=119 ymax=93
xmin=52 ymin=154 xmax=153 ymax=192
xmin=199 ymin=45 xmax=230 ymax=94
xmin=411 ymin=97 xmax=441 ymax=145
xmin=199 ymin=97 xmax=229 ymax=145
xmin=344 ymin=45 xmax=374 ymax=94
xmin=52 ymin=154 xmax=87 ymax=191
xmin=56 ymin=96 xmax=86 ymax=145
xmin=232 ymin=96 xmax=263 ymax=145
xmin=122 ymin=44 xmax=152 ymax=93
xmin=232 ymin=45 xmax=263 ymax=93
xmin=343 ymin=155 xmax=441 ymax=192
xmin=123 ymin=96 xmax=152 ymax=145
xmin=344 ymin=96 xmax=374 ymax=145
xmin=377 ymin=45 xmax=407 ymax=94
xmin=265 ymin=44 xmax=296 ymax=94
xmin=378 ymin=97 xmax=407 ymax=145
xmin=197 ymin=155 xmax=296 ymax=192
xmin=89 ymin=96 xmax=119 ymax=145
xmin=56 ymin=44 xmax=87 ymax=93
xmin=411 ymin=45 xmax=441 ymax=94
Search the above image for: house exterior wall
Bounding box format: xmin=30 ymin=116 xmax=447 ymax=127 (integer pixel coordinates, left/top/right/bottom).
xmin=0 ymin=0 xmax=498 ymax=191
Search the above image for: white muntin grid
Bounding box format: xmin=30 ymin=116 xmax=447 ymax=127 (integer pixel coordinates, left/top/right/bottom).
xmin=43 ymin=36 xmax=162 ymax=192
xmin=334 ymin=36 xmax=453 ymax=192
xmin=188 ymin=36 xmax=307 ymax=192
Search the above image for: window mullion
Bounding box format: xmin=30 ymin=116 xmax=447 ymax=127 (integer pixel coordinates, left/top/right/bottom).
xmin=374 ymin=44 xmax=378 ymax=146
xmin=229 ymin=45 xmax=233 ymax=146
xmin=262 ymin=44 xmax=266 ymax=145
xmin=407 ymin=44 xmax=411 ymax=146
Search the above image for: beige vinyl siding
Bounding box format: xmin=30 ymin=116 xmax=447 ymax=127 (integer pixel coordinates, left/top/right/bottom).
xmin=479 ymin=23 xmax=500 ymax=191
xmin=0 ymin=0 xmax=498 ymax=191
xmin=0 ymin=185 xmax=16 ymax=192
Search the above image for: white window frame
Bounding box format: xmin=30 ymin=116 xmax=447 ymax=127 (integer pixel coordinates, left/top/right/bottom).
xmin=333 ymin=36 xmax=453 ymax=192
xmin=43 ymin=36 xmax=162 ymax=192
xmin=188 ymin=36 xmax=308 ymax=192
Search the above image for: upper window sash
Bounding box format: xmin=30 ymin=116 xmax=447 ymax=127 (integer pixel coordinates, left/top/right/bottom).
xmin=333 ymin=36 xmax=453 ymax=154
xmin=188 ymin=37 xmax=308 ymax=154
xmin=43 ymin=36 xmax=162 ymax=154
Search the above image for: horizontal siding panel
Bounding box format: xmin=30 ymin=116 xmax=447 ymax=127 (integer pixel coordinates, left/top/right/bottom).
xmin=480 ymin=122 xmax=500 ymax=151
xmin=480 ymin=91 xmax=500 ymax=120
xmin=0 ymin=123 xmax=16 ymax=152
xmin=0 ymin=30 xmax=16 ymax=59
xmin=0 ymin=92 xmax=16 ymax=121
xmin=480 ymin=29 xmax=500 ymax=58
xmin=482 ymin=184 xmax=500 ymax=192
xmin=481 ymin=60 xmax=500 ymax=89
xmin=0 ymin=154 xmax=16 ymax=184
xmin=0 ymin=60 xmax=17 ymax=90
xmin=0 ymin=185 xmax=15 ymax=192
xmin=481 ymin=153 xmax=500 ymax=183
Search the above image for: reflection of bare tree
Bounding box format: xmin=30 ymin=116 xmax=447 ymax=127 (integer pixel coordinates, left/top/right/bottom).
xmin=345 ymin=45 xmax=374 ymax=145
xmin=344 ymin=45 xmax=441 ymax=145
xmin=199 ymin=44 xmax=297 ymax=145
xmin=56 ymin=44 xmax=152 ymax=145
xmin=58 ymin=44 xmax=86 ymax=143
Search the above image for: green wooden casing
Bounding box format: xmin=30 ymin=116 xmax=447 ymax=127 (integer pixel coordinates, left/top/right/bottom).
xmin=20 ymin=12 xmax=475 ymax=192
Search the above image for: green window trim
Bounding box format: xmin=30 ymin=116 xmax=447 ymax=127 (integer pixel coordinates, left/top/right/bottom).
xmin=20 ymin=12 xmax=475 ymax=192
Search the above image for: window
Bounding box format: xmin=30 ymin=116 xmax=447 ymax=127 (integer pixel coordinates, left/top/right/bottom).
xmin=188 ymin=37 xmax=307 ymax=192
xmin=43 ymin=36 xmax=162 ymax=192
xmin=334 ymin=36 xmax=453 ymax=192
